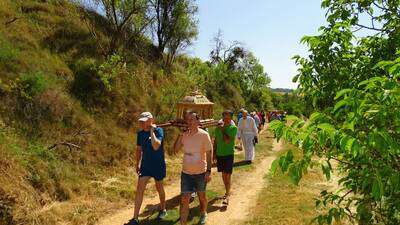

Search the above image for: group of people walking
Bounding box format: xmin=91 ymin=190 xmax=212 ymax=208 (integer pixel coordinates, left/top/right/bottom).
xmin=126 ymin=108 xmax=262 ymax=225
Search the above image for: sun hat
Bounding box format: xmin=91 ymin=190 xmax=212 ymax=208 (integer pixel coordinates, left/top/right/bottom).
xmin=138 ymin=112 xmax=153 ymax=122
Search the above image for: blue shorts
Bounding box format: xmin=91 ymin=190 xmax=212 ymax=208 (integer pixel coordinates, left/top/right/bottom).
xmin=181 ymin=172 xmax=207 ymax=194
xmin=139 ymin=167 xmax=166 ymax=181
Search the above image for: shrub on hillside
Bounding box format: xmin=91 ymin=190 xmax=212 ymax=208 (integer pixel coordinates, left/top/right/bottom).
xmin=36 ymin=89 xmax=74 ymax=123
xmin=12 ymin=72 xmax=49 ymax=125
xmin=0 ymin=36 xmax=19 ymax=72
xmin=16 ymin=72 xmax=49 ymax=100
xmin=70 ymin=58 xmax=103 ymax=106
xmin=97 ymin=54 xmax=128 ymax=91
xmin=71 ymin=55 xmax=130 ymax=110
xmin=117 ymin=100 xmax=141 ymax=129
xmin=10 ymin=72 xmax=75 ymax=128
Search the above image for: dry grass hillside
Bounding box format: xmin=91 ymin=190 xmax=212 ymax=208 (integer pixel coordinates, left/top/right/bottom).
xmin=0 ymin=1 xmax=199 ymax=224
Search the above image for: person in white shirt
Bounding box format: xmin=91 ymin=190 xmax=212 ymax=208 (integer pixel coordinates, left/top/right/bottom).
xmin=237 ymin=109 xmax=258 ymax=163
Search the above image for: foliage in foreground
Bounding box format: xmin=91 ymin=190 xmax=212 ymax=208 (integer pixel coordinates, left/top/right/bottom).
xmin=271 ymin=0 xmax=400 ymax=224
xmin=271 ymin=40 xmax=400 ymax=225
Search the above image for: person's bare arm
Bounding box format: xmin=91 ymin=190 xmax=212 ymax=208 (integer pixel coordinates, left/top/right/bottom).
xmin=205 ymin=134 xmax=213 ymax=182
xmin=206 ymin=149 xmax=212 ymax=172
xmin=173 ymin=133 xmax=184 ymax=153
xmin=136 ymin=146 xmax=142 ymax=174
xmin=218 ymin=127 xmax=230 ymax=144
xmin=150 ymin=126 xmax=162 ymax=151
xmin=205 ymin=149 xmax=213 ymax=183
xmin=213 ymin=138 xmax=217 ymax=163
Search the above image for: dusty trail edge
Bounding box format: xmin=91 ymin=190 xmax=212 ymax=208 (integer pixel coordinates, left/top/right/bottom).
xmin=98 ymin=139 xmax=283 ymax=225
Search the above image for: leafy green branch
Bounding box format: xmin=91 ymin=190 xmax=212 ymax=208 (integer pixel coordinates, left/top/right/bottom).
xmin=270 ymin=59 xmax=400 ymax=224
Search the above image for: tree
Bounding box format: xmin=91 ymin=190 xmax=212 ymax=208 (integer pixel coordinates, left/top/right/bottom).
xmin=271 ymin=0 xmax=400 ymax=224
xmin=149 ymin=0 xmax=198 ymax=64
xmin=85 ymin=0 xmax=149 ymax=54
xmin=271 ymin=65 xmax=400 ymax=224
xmin=293 ymin=0 xmax=400 ymax=110
xmin=271 ymin=92 xmax=310 ymax=117
xmin=207 ymin=34 xmax=272 ymax=110
xmin=209 ymin=29 xmax=242 ymax=66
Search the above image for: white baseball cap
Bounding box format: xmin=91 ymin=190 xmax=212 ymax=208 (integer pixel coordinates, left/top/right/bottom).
xmin=138 ymin=112 xmax=153 ymax=122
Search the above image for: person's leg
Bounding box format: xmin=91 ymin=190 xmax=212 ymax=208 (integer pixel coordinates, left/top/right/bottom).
xmin=221 ymin=172 xmax=226 ymax=193
xmin=180 ymin=172 xmax=194 ymax=225
xmin=243 ymin=135 xmax=251 ymax=161
xmin=180 ymin=193 xmax=191 ymax=225
xmin=133 ymin=176 xmax=151 ymax=219
xmin=196 ymin=172 xmax=208 ymax=215
xmin=198 ymin=192 xmax=208 ymax=224
xmin=199 ymin=191 xmax=208 ymax=224
xmin=198 ymin=192 xmax=208 ymax=215
xmin=217 ymin=156 xmax=225 ymax=194
xmin=249 ymin=142 xmax=255 ymax=162
xmin=155 ymin=180 xmax=166 ymax=211
xmin=222 ymin=172 xmax=227 ymax=193
xmin=222 ymin=172 xmax=232 ymax=196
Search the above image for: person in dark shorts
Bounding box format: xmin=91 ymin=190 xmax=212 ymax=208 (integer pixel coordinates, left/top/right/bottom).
xmin=174 ymin=112 xmax=213 ymax=225
xmin=214 ymin=110 xmax=238 ymax=205
xmin=125 ymin=112 xmax=167 ymax=225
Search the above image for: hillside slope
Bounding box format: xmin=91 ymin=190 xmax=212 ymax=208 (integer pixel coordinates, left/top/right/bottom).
xmin=0 ymin=1 xmax=195 ymax=224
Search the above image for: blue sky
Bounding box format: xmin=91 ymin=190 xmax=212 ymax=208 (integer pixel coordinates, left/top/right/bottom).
xmin=189 ymin=0 xmax=327 ymax=89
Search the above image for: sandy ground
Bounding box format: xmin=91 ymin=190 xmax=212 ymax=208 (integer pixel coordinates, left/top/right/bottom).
xmin=98 ymin=138 xmax=282 ymax=225
xmin=206 ymin=140 xmax=282 ymax=225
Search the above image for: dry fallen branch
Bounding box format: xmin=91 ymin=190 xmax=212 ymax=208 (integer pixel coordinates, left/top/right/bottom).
xmin=48 ymin=142 xmax=81 ymax=151
xmin=5 ymin=17 xmax=18 ymax=26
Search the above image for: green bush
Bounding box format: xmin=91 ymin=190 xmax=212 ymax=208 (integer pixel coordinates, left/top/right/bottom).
xmin=0 ymin=36 xmax=19 ymax=72
xmin=0 ymin=36 xmax=18 ymax=62
xmin=71 ymin=55 xmax=130 ymax=110
xmin=70 ymin=57 xmax=107 ymax=107
xmin=16 ymin=72 xmax=49 ymax=100
xmin=271 ymin=60 xmax=400 ymax=224
xmin=11 ymin=72 xmax=74 ymax=130
xmin=97 ymin=54 xmax=128 ymax=92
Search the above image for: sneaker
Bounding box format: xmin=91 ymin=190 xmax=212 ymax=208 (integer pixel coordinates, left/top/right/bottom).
xmin=156 ymin=210 xmax=167 ymax=220
xmin=222 ymin=195 xmax=229 ymax=205
xmin=190 ymin=192 xmax=197 ymax=202
xmin=199 ymin=213 xmax=207 ymax=224
xmin=124 ymin=218 xmax=139 ymax=225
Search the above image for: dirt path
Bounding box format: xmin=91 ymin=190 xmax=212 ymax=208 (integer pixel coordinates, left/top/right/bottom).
xmin=98 ymin=139 xmax=283 ymax=225
xmin=206 ymin=140 xmax=282 ymax=225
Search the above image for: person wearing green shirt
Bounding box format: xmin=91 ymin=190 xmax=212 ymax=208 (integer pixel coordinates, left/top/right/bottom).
xmin=214 ymin=110 xmax=238 ymax=205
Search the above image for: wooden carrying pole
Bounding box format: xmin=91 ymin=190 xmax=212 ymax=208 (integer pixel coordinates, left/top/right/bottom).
xmin=157 ymin=119 xmax=220 ymax=129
